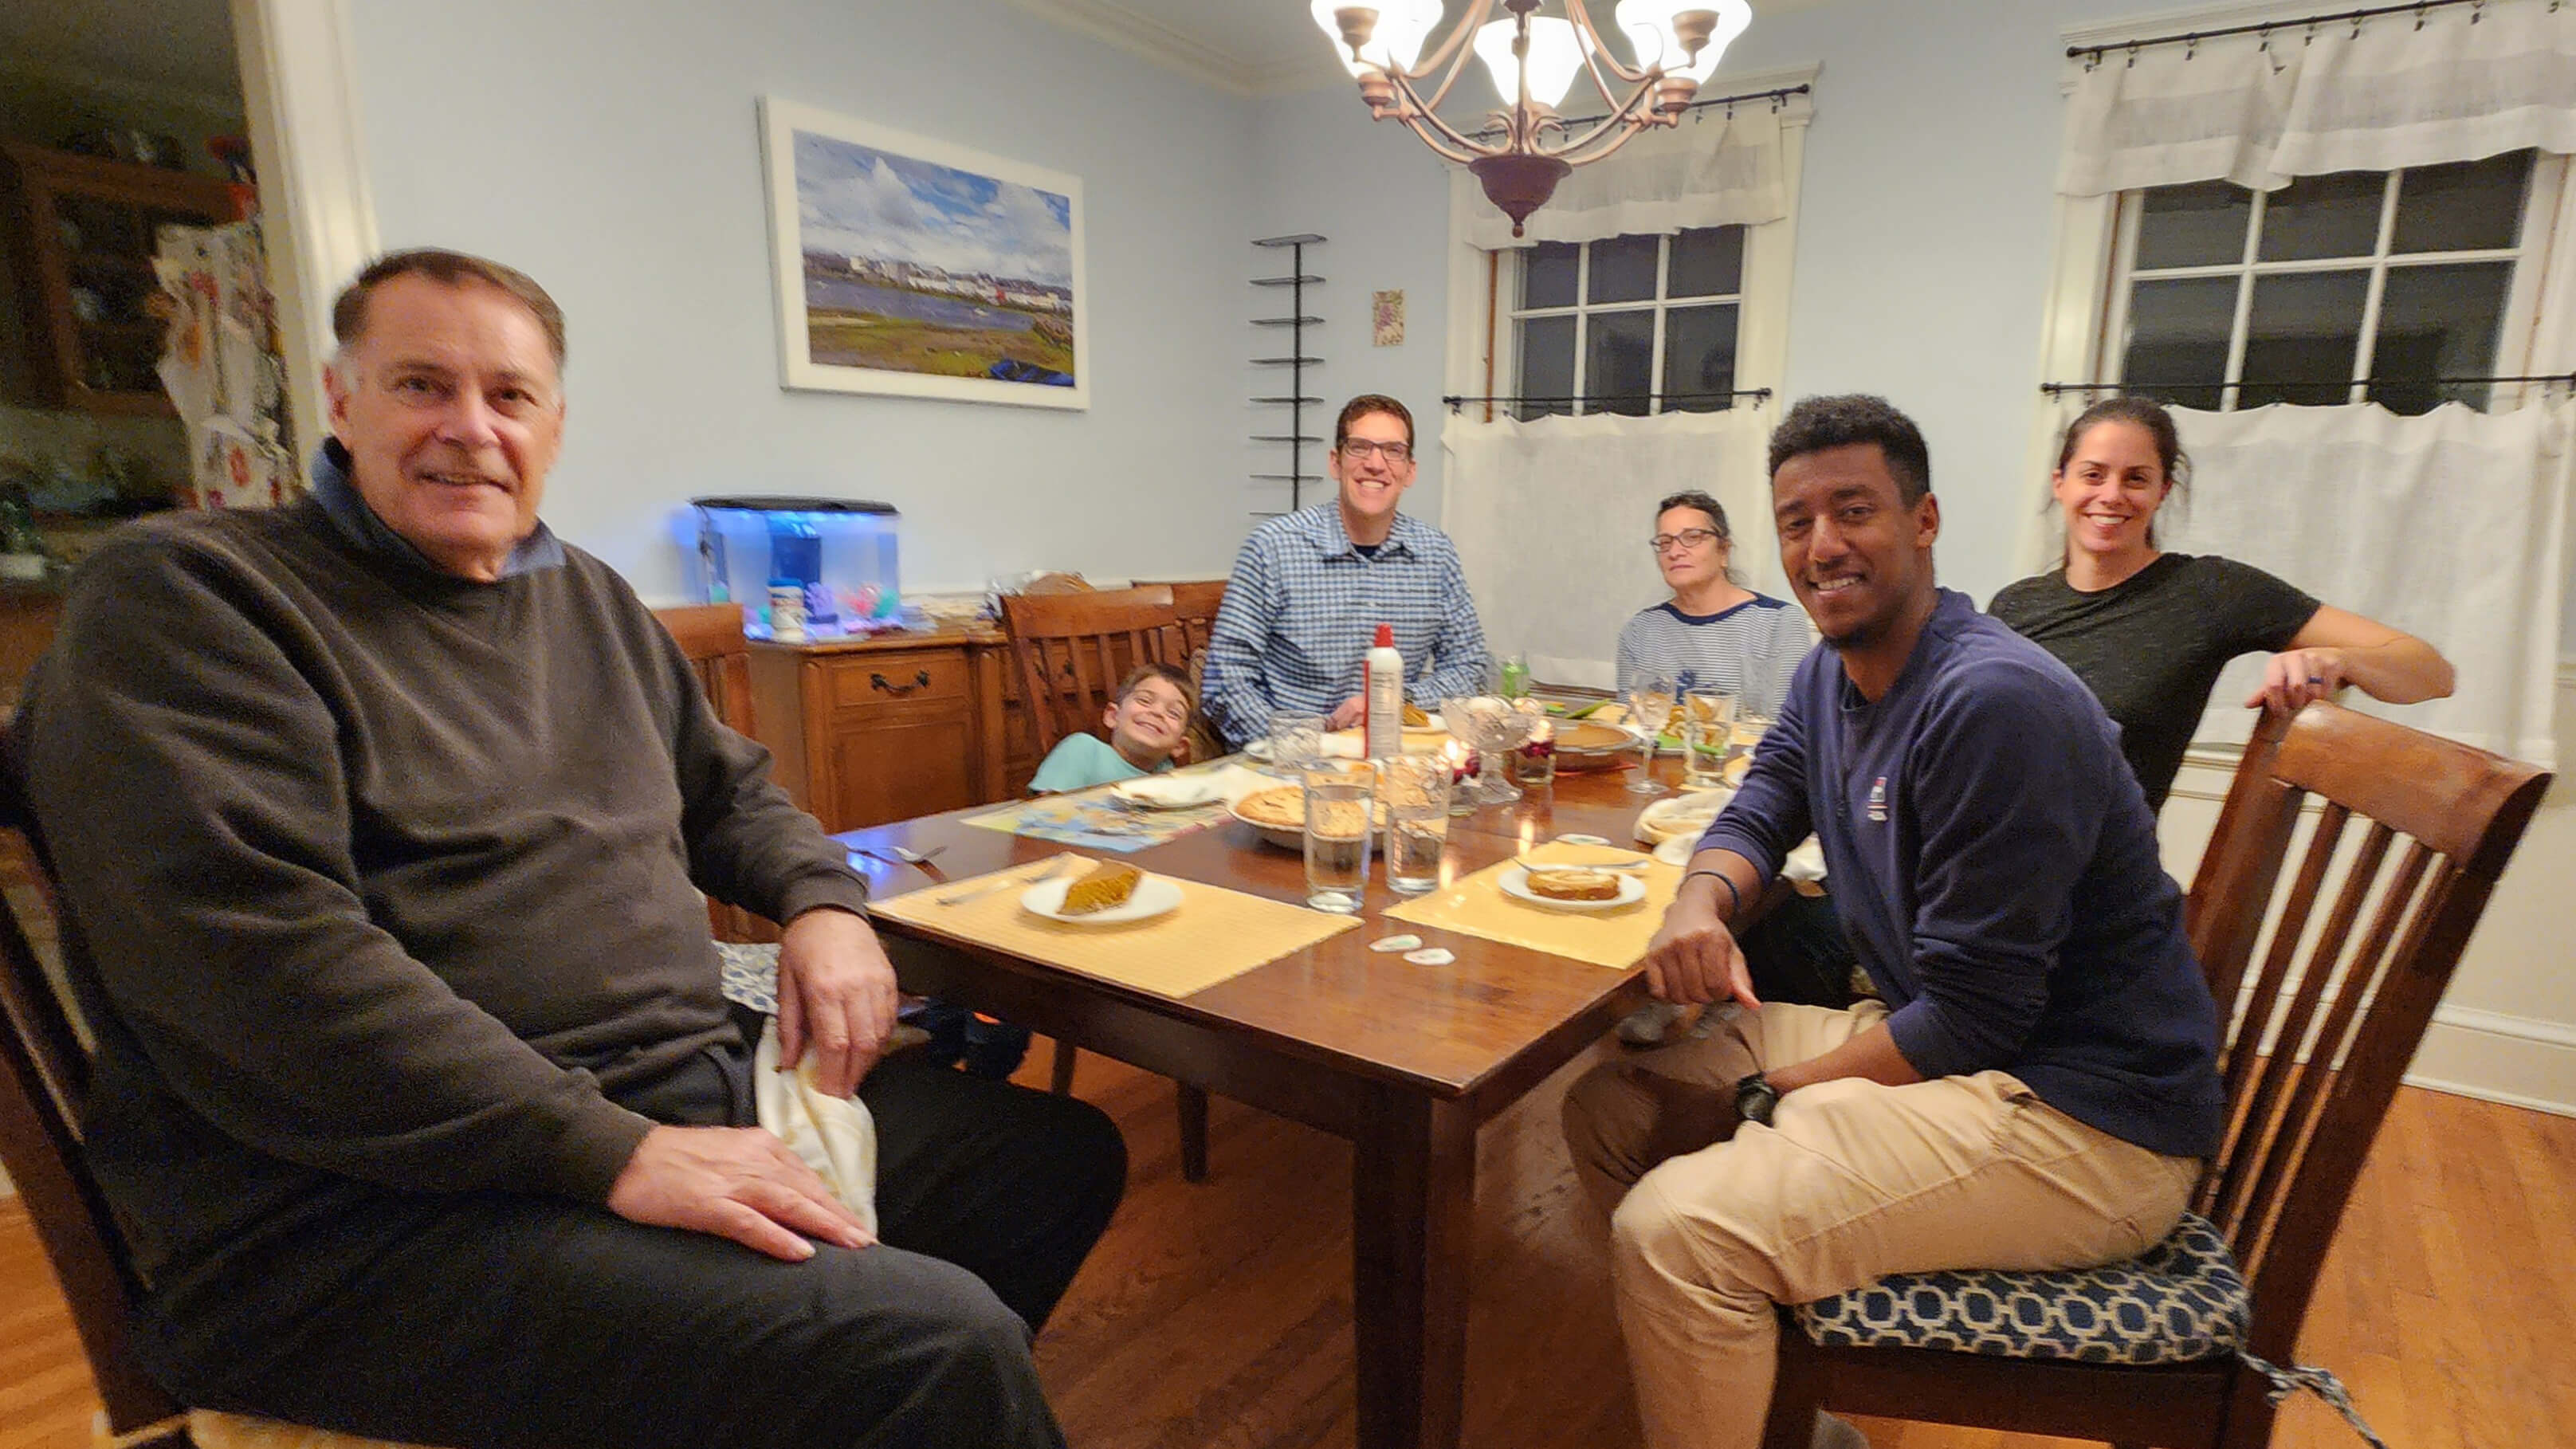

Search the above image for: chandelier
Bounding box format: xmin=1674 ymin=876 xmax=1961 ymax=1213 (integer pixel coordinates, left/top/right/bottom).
xmin=1310 ymin=2 xmax=1754 ymax=236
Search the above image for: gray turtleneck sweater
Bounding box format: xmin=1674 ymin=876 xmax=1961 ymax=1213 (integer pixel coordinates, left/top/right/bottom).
xmin=18 ymin=447 xmax=868 ymax=1295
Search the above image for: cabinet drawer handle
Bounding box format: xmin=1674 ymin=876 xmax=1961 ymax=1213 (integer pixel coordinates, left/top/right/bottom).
xmin=870 ymin=669 xmax=933 ymax=696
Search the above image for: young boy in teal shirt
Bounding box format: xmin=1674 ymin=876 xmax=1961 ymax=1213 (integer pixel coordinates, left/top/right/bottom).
xmin=918 ymin=663 xmax=1199 ymax=1076
xmin=1027 ymin=662 xmax=1195 ymax=791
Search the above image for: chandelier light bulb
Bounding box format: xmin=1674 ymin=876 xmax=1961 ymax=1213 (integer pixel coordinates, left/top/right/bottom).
xmin=1310 ymin=1 xmax=1443 ymax=76
xmin=1612 ymin=1 xmax=1753 ymax=81
xmin=1473 ymin=15 xmax=1587 ymax=108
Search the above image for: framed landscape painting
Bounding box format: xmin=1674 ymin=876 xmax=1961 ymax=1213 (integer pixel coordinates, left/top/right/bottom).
xmin=760 ymin=98 xmax=1089 ymax=409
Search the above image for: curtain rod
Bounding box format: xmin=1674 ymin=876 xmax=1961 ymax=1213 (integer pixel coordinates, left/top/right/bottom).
xmin=1442 ymin=388 xmax=1773 ymax=413
xmin=1467 ymin=84 xmax=1810 ymax=141
xmin=2068 ymin=0 xmax=2497 ymax=61
xmin=2040 ymin=373 xmax=2576 ymax=394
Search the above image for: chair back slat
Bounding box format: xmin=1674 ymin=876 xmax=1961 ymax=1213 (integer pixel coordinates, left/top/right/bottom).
xmin=654 ymin=604 xmax=767 ymax=942
xmin=2183 ymin=703 xmax=2549 ymax=1362
xmin=999 ymin=587 xmax=1181 ymax=757
xmin=0 ymin=733 xmax=188 ymax=1433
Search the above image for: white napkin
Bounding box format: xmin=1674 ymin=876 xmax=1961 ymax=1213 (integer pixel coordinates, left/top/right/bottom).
xmin=1112 ymin=770 xmax=1234 ymax=808
xmin=753 ymin=1018 xmax=878 ymax=1234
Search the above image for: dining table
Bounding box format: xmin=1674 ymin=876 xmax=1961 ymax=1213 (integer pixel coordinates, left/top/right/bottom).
xmin=836 ymin=749 xmax=1708 ymax=1449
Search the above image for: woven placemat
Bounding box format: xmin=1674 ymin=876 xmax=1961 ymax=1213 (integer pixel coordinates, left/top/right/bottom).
xmin=869 ymin=856 xmax=1362 ymax=999
xmin=1383 ymin=840 xmax=1680 ymax=970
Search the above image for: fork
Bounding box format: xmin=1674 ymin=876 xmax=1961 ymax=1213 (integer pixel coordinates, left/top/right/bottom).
xmin=935 ymin=855 xmax=1074 ymax=907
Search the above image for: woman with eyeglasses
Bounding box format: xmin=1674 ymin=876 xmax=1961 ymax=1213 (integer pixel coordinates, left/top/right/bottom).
xmin=1614 ymin=491 xmax=1851 ymax=1045
xmin=1989 ymin=397 xmax=2453 ymax=815
xmin=1615 ymin=490 xmax=1812 ymax=715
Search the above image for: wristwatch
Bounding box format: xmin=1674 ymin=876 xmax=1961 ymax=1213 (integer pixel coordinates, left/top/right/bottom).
xmin=1734 ymin=1071 xmax=1781 ymax=1128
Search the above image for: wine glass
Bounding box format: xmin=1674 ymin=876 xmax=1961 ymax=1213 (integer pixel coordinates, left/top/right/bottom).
xmin=1443 ymin=693 xmax=1533 ymax=805
xmin=1625 ymin=673 xmax=1676 ymax=795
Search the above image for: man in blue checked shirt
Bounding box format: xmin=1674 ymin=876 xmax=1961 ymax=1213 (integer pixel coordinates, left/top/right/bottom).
xmin=1202 ymin=394 xmax=1490 ymax=748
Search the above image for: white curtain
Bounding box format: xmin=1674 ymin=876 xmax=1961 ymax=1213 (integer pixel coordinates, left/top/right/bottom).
xmin=2058 ymin=0 xmax=2576 ymax=195
xmin=1455 ymin=100 xmax=1793 ymax=249
xmin=1442 ymin=407 xmax=1776 ymax=688
xmin=2151 ymin=401 xmax=2572 ymax=767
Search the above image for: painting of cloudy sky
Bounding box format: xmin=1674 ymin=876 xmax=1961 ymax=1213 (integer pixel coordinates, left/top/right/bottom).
xmin=795 ymin=130 xmax=1074 ymax=288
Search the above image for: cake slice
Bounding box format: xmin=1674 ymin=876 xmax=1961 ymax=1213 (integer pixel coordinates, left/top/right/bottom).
xmin=1526 ymin=867 xmax=1621 ymax=901
xmin=1059 ymin=859 xmax=1143 ymax=915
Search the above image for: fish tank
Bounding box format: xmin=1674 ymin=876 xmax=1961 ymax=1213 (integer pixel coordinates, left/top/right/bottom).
xmin=688 ymin=496 xmax=902 ymax=641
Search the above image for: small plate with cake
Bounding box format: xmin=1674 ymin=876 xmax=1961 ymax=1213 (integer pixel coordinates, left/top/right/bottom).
xmin=1498 ymin=864 xmax=1647 ymax=913
xmin=1021 ymin=859 xmax=1184 ymax=925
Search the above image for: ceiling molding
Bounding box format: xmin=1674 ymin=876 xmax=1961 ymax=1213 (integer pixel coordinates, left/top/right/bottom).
xmin=0 ymin=57 xmax=244 ymax=122
xmin=1003 ymin=0 xmax=1261 ymax=96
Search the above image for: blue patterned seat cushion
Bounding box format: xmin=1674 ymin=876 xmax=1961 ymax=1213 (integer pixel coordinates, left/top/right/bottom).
xmin=715 ymin=940 xmax=779 ymax=1015
xmin=1793 ymin=1212 xmax=2249 ymax=1365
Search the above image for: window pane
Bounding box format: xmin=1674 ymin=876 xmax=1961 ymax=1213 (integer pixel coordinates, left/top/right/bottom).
xmin=1586 ymin=309 xmax=1655 ymax=414
xmin=2256 ymin=171 xmax=2385 ymax=261
xmin=2135 ymin=182 xmax=2252 ymax=269
xmin=1522 ymin=242 xmax=1578 ymax=310
xmin=2369 ymin=261 xmax=2512 ymax=414
xmin=1662 ymin=304 xmax=1739 ymax=412
xmin=2239 ymin=270 xmax=2369 ymax=407
xmin=2120 ymin=277 xmax=2237 ymax=411
xmin=2392 ymin=151 xmax=2534 ymax=254
xmin=1668 ymin=226 xmax=1745 ymax=298
xmin=1588 ymin=234 xmax=1659 ymax=304
xmin=1517 ymin=314 xmax=1574 ymax=419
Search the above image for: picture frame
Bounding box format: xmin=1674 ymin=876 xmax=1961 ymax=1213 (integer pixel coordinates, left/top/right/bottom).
xmin=759 ymin=97 xmax=1090 ymax=409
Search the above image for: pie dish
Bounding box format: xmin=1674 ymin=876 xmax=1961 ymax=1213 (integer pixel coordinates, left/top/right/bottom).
xmin=1229 ymin=785 xmax=1384 ymax=850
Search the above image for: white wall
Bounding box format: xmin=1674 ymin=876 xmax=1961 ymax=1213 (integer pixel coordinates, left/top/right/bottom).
xmin=343 ymin=0 xmax=1256 ymax=599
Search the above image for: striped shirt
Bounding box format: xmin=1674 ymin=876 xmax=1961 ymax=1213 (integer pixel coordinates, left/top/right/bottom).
xmin=1202 ymin=505 xmax=1490 ymax=747
xmin=1614 ymin=595 xmax=1813 ymax=716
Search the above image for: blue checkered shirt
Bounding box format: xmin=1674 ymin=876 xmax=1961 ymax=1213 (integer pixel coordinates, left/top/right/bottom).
xmin=1202 ymin=505 xmax=1490 ymax=747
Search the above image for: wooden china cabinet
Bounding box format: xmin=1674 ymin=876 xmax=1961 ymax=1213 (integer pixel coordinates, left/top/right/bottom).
xmin=746 ymin=626 xmax=1046 ymax=833
xmin=0 ymin=141 xmax=247 ymax=415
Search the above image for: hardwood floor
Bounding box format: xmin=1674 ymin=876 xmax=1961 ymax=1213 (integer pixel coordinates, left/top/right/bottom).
xmin=3 ymin=1049 xmax=2569 ymax=1449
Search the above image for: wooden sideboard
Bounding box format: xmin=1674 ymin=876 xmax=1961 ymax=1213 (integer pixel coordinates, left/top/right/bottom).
xmin=746 ymin=626 xmax=1045 ymax=833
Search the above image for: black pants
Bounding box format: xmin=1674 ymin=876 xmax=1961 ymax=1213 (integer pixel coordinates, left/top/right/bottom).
xmin=150 ymin=1044 xmax=1125 ymax=1449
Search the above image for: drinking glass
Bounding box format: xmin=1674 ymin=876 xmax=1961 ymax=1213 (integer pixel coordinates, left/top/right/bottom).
xmin=1443 ymin=693 xmax=1533 ymax=804
xmin=1377 ymin=755 xmax=1449 ymax=895
xmin=1681 ymin=689 xmax=1738 ymax=790
xmin=1498 ymin=652 xmax=1532 ymax=700
xmin=1269 ymin=711 xmax=1325 ymax=776
xmin=1302 ymin=767 xmax=1375 ymax=913
xmin=1727 ymin=713 xmax=1774 ymax=780
xmin=1625 ymin=674 xmax=1677 ymax=795
xmin=1508 ymin=702 xmax=1556 ymax=787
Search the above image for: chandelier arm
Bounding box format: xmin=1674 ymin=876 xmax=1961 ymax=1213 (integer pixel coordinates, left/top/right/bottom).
xmin=1392 ymin=118 xmax=1486 ymax=165
xmin=1384 ymin=69 xmax=1507 ymax=157
xmin=1564 ymin=2 xmax=1658 ymax=88
xmin=1533 ymin=82 xmax=1661 ymax=159
xmin=1391 ymin=0 xmax=1500 ymax=88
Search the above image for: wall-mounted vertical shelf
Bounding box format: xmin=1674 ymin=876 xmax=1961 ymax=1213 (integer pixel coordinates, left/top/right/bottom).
xmin=1251 ymin=234 xmax=1324 ymax=516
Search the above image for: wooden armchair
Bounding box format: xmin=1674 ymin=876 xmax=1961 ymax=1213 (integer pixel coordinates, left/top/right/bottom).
xmin=1129 ymin=579 xmax=1227 ymax=765
xmin=996 ymin=587 xmax=1215 ymax=1181
xmin=0 ymin=735 xmax=416 ymax=1449
xmin=1759 ymin=703 xmax=2551 ymax=1449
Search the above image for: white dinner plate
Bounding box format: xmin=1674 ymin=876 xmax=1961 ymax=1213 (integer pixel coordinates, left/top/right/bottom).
xmin=1019 ymin=873 xmax=1184 ymax=925
xmin=1498 ymin=864 xmax=1648 ymax=913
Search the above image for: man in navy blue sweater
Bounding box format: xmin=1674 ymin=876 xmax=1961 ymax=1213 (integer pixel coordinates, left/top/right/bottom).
xmin=1561 ymin=395 xmax=2225 ymax=1449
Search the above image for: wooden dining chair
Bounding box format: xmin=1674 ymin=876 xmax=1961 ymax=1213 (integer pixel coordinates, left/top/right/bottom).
xmin=1129 ymin=579 xmax=1229 ymax=765
xmin=654 ymin=603 xmax=775 ymax=946
xmin=1757 ymin=703 xmax=2550 ymax=1449
xmin=995 ymin=586 xmax=1215 ymax=1182
xmin=0 ymin=735 xmax=416 ymax=1449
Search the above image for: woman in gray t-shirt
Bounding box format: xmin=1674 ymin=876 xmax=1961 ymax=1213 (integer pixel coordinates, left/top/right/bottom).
xmin=1990 ymin=397 xmax=2454 ymax=812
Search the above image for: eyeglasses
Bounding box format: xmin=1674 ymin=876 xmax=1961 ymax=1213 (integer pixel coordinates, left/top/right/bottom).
xmin=1650 ymin=528 xmax=1723 ymax=554
xmin=1340 ymin=438 xmax=1413 ymax=464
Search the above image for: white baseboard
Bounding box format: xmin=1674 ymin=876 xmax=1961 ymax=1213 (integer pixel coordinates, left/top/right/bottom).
xmin=2405 ymin=1006 xmax=2576 ymax=1118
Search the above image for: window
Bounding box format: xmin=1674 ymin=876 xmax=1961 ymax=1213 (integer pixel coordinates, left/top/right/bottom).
xmin=1508 ymin=226 xmax=1747 ymax=420
xmin=2107 ymin=150 xmax=2547 ymax=414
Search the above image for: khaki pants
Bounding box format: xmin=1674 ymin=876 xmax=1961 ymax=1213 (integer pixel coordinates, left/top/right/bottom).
xmin=1561 ymin=1001 xmax=2201 ymax=1449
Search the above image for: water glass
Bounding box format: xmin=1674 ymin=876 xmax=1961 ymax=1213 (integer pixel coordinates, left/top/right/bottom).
xmin=1498 ymin=652 xmax=1531 ymax=699
xmin=1377 ymin=755 xmax=1449 ymax=895
xmin=1681 ymin=689 xmax=1738 ymax=790
xmin=1727 ymin=713 xmax=1774 ymax=779
xmin=1302 ymin=768 xmax=1375 ymax=913
xmin=1626 ymin=675 xmax=1677 ymax=796
xmin=1509 ymin=710 xmax=1557 ymax=787
xmin=1270 ymin=712 xmax=1326 ymax=776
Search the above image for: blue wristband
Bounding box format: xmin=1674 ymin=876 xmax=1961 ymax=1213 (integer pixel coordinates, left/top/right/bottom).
xmin=1683 ymin=868 xmax=1742 ymax=921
